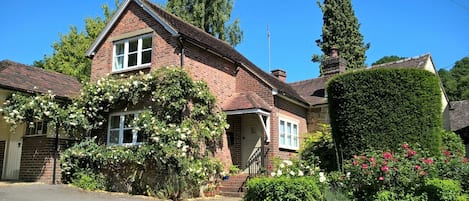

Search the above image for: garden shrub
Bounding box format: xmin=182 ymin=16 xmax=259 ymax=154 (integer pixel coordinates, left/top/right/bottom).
xmin=300 ymin=124 xmax=339 ymax=172
xmin=244 ymin=177 xmax=323 ymax=201
xmin=327 ymin=68 xmax=443 ymax=158
xmin=341 ymin=144 xmax=436 ymax=200
xmin=71 ymin=170 xmax=107 ymax=191
xmin=421 ymin=179 xmax=462 ymax=201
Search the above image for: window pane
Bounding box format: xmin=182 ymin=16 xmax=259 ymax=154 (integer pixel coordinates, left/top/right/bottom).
xmin=136 ymin=131 xmax=144 ymax=143
xmin=42 ymin=122 xmax=48 ymax=134
xmin=142 ymin=37 xmax=152 ymax=49
xmin=123 ymin=129 xmax=133 ymax=143
xmin=114 ymin=56 xmax=123 ymax=70
xmin=115 ymin=43 xmax=124 ymax=55
xmin=129 ymin=40 xmax=138 ymax=52
xmin=279 ymin=120 xmax=285 ymax=145
xmin=123 ymin=114 xmax=135 ymax=128
xmin=142 ymin=50 xmax=151 ymax=64
xmin=109 ymin=130 xmax=119 ymax=144
xmin=293 ymin=124 xmax=298 ymax=147
xmin=110 ymin=116 xmax=120 ymax=129
xmin=128 ymin=53 xmax=137 ymax=67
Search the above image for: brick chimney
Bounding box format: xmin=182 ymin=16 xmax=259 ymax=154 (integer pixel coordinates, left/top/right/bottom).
xmin=271 ymin=69 xmax=287 ymax=82
xmin=321 ymin=46 xmax=346 ymax=77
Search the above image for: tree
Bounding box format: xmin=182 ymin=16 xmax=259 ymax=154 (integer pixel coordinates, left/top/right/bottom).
xmin=371 ymin=55 xmax=406 ymax=66
xmin=34 ymin=4 xmax=116 ymax=82
xmin=166 ymin=0 xmax=243 ymax=47
xmin=312 ymin=0 xmax=370 ymax=72
xmin=438 ymin=57 xmax=469 ymax=101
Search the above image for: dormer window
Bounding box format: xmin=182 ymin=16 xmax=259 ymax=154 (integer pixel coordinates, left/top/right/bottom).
xmin=113 ymin=34 xmax=152 ymax=72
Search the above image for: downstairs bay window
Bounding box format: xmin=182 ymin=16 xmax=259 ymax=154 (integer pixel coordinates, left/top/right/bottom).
xmin=107 ymin=111 xmax=143 ymax=146
xmin=279 ymin=118 xmax=299 ymax=150
xmin=113 ymin=34 xmax=152 ymax=72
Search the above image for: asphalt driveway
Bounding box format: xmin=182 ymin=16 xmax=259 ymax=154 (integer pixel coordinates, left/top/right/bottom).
xmin=0 ymin=182 xmax=241 ymax=201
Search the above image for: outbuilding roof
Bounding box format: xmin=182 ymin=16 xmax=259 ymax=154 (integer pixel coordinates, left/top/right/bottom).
xmin=0 ymin=60 xmax=81 ymax=98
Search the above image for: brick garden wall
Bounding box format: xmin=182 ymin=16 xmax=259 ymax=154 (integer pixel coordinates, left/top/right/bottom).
xmin=19 ymin=136 xmax=74 ymax=184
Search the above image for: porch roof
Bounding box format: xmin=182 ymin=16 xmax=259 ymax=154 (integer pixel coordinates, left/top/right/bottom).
xmin=222 ymin=92 xmax=272 ymax=113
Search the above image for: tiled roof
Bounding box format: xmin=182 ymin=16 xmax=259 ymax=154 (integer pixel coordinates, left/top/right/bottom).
xmin=141 ymin=1 xmax=307 ymax=105
xmin=370 ymin=54 xmax=430 ymax=69
xmin=450 ymin=100 xmax=469 ymax=136
xmin=0 ymin=60 xmax=81 ymax=98
xmin=222 ymin=92 xmax=272 ymax=112
xmin=289 ymin=77 xmax=328 ymax=106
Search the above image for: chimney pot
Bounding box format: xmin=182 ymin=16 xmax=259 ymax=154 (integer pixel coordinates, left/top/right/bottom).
xmin=271 ymin=69 xmax=287 ymax=82
xmin=330 ymin=46 xmax=339 ymax=58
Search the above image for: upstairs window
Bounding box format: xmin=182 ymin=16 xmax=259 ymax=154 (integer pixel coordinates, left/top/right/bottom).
xmin=113 ymin=34 xmax=152 ymax=71
xmin=107 ymin=112 xmax=144 ymax=146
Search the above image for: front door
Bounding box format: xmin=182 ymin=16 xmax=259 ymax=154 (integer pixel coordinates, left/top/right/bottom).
xmin=241 ymin=114 xmax=261 ymax=171
xmin=2 ymin=126 xmax=23 ymax=180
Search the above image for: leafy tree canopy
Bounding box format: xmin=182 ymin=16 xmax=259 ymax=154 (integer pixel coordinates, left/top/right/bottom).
xmin=34 ymin=3 xmax=117 ymax=82
xmin=166 ymin=0 xmax=243 ymax=47
xmin=438 ymin=56 xmax=469 ymax=101
xmin=371 ymin=55 xmax=406 ymax=66
xmin=312 ymin=0 xmax=370 ymax=72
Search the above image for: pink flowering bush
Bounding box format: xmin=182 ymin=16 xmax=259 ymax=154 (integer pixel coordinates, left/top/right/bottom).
xmin=342 ymin=144 xmax=436 ymax=200
xmin=339 ymin=143 xmax=469 ymax=200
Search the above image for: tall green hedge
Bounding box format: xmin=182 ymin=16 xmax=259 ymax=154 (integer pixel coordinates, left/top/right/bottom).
xmin=327 ymin=68 xmax=442 ymax=157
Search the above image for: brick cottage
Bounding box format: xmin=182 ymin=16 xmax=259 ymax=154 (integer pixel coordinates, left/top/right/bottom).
xmin=2 ymin=0 xmax=457 ymax=192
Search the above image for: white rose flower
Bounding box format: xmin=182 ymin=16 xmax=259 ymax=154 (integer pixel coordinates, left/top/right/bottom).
xmin=298 ymin=170 xmax=304 ymax=176
xmin=319 ymin=172 xmax=326 ymax=183
xmin=270 ymin=172 xmax=276 ymax=177
xmin=276 ymin=170 xmax=282 ymax=176
xmin=289 ymin=171 xmax=295 ymax=176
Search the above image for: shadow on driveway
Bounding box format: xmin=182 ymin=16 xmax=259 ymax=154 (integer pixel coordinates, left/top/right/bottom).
xmin=0 ymin=183 xmax=241 ymax=201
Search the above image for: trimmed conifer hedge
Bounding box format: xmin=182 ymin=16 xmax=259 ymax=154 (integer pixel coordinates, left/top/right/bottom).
xmin=327 ymin=68 xmax=442 ymax=157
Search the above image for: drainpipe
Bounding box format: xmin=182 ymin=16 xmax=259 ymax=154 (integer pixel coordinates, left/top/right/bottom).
xmin=178 ymin=36 xmax=185 ymax=68
xmin=52 ymin=124 xmax=59 ymax=184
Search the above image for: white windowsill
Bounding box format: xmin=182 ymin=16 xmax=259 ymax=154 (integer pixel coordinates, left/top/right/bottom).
xmin=111 ymin=64 xmax=151 ymax=74
xmin=279 ymin=145 xmax=299 ymax=151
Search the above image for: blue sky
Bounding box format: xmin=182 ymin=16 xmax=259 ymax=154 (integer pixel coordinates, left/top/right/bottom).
xmin=1 ymin=0 xmax=468 ymax=82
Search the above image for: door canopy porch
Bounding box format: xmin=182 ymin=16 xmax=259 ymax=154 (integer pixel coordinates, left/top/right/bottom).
xmin=222 ymin=92 xmax=271 ymax=142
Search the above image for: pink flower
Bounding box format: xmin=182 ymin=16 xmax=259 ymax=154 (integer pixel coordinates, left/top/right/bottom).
xmin=402 ymin=143 xmax=409 ymax=150
xmin=444 ymin=150 xmax=451 ymax=157
xmin=378 ymin=176 xmax=384 ymax=181
xmin=381 ymin=165 xmax=389 ymax=172
xmin=415 ymin=165 xmax=421 ymax=170
xmin=362 ymin=164 xmax=368 ymax=169
xmin=407 ymin=150 xmax=416 ymax=157
xmin=463 ymin=158 xmax=468 ymax=164
xmin=352 ymin=160 xmax=359 ymax=166
xmin=369 ymin=157 xmax=375 ymax=163
xmin=383 ymin=152 xmax=393 ymax=159
xmin=422 ymin=158 xmax=433 ymax=164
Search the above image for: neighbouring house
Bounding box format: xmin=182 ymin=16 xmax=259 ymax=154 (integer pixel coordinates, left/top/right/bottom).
xmin=449 ymin=100 xmax=469 ymax=155
xmin=85 ymin=0 xmax=452 ymax=183
xmin=0 ymin=60 xmax=81 ymax=183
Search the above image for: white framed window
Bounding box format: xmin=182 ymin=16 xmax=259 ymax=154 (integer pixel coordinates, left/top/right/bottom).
xmin=279 ymin=118 xmax=299 ymax=150
xmin=107 ymin=111 xmax=143 ymax=146
xmin=113 ymin=34 xmax=152 ymax=72
xmin=25 ymin=121 xmax=48 ymax=136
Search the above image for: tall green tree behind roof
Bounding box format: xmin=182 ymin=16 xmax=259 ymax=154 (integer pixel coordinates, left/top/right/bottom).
xmin=34 ymin=3 xmax=117 ymax=83
xmin=166 ymin=0 xmax=243 ymax=47
xmin=312 ymin=0 xmax=370 ymax=72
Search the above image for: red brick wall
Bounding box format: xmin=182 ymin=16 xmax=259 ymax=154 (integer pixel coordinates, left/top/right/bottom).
xmin=19 ymin=136 xmax=74 ymax=184
xmin=0 ymin=140 xmax=4 ymax=177
xmin=226 ymin=115 xmax=242 ymax=167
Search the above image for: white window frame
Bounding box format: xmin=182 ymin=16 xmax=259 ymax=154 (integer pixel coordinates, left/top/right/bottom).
xmin=112 ymin=34 xmax=152 ymax=72
xmin=25 ymin=121 xmax=48 ymax=137
xmin=107 ymin=111 xmax=143 ymax=146
xmin=278 ymin=117 xmax=299 ymax=150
